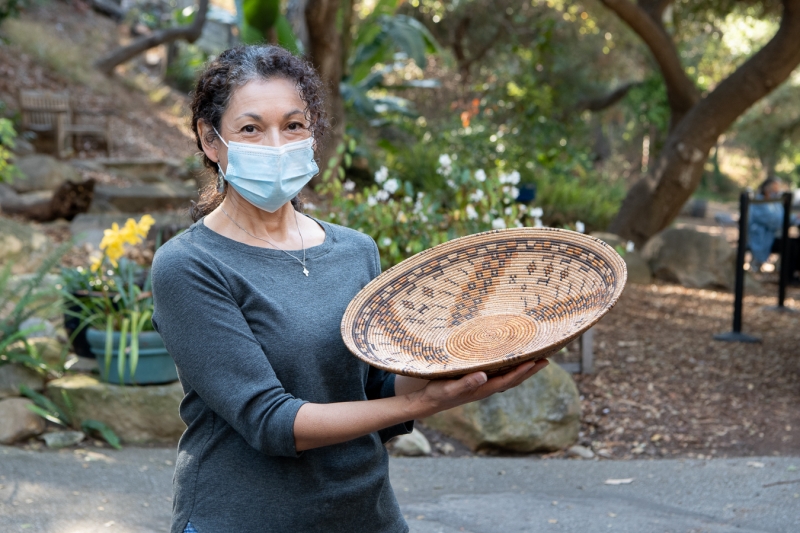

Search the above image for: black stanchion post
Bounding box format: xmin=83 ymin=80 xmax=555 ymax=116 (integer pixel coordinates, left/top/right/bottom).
xmin=715 ymin=191 xmax=761 ymax=342
xmin=765 ymin=192 xmax=796 ymax=313
xmin=778 ymin=192 xmax=792 ymax=308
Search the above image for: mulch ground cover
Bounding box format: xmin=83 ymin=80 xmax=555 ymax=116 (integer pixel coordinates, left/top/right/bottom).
xmin=419 ymin=280 xmax=800 ymax=460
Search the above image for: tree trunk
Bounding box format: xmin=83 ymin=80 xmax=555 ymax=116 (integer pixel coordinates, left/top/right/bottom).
xmin=95 ymin=0 xmax=209 ymax=75
xmin=605 ymin=0 xmax=800 ymax=247
xmin=287 ymin=0 xmax=311 ymax=52
xmin=305 ymin=0 xmax=345 ymax=185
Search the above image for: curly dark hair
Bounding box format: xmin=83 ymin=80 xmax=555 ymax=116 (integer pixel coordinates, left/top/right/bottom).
xmin=189 ymin=45 xmax=328 ymax=221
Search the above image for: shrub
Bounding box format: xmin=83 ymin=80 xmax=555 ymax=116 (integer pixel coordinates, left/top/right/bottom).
xmin=317 ymin=153 xmax=534 ymax=270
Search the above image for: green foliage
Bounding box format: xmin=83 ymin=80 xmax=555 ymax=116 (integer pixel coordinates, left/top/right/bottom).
xmin=236 ymin=0 xmax=300 ymax=53
xmin=0 ymin=104 xmax=22 ymax=184
xmin=242 ymin=0 xmax=280 ymax=35
xmin=343 ymin=6 xmax=441 ymax=122
xmin=165 ymin=43 xmax=209 ymax=93
xmin=61 ymin=216 xmax=156 ymax=384
xmin=319 ymin=141 xmax=533 ymax=269
xmin=0 ymin=0 xmax=29 ymax=24
xmin=349 ymin=14 xmax=439 ymax=83
xmin=0 ymin=245 xmax=68 ymax=350
xmin=0 ymin=244 xmax=70 ymax=377
xmin=19 ymin=384 xmax=122 ymax=449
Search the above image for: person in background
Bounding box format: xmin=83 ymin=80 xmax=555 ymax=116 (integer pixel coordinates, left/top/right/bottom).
xmin=748 ymin=177 xmax=799 ymax=275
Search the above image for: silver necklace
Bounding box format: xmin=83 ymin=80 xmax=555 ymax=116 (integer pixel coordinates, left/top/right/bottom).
xmin=220 ymin=207 xmax=309 ymax=276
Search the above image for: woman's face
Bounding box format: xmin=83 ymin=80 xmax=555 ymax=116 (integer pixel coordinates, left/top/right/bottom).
xmin=201 ymin=77 xmax=311 ymax=172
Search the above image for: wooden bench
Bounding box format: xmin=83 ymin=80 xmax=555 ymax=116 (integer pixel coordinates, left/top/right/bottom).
xmin=19 ymin=90 xmax=112 ymax=158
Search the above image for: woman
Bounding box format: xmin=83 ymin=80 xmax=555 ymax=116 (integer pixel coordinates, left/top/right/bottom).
xmin=151 ymin=45 xmax=548 ymax=533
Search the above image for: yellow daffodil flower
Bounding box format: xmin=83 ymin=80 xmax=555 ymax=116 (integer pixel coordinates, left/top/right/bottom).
xmin=137 ymin=214 xmax=155 ymax=237
xmin=95 ymin=215 xmax=156 ymax=268
xmin=90 ymin=255 xmax=103 ymax=272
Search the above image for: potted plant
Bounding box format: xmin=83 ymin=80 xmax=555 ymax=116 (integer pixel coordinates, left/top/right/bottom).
xmin=63 ymin=215 xmax=177 ymax=385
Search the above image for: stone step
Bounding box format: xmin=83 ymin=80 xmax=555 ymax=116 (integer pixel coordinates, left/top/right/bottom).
xmin=86 ymin=158 xmax=183 ymax=181
xmin=93 ymin=182 xmax=196 ymax=213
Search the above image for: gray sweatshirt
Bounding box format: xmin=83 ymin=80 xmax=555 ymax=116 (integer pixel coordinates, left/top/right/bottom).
xmin=151 ymin=216 xmax=412 ymax=533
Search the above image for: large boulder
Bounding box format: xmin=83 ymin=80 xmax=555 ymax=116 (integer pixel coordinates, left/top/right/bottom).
xmin=423 ymin=362 xmax=581 ymax=453
xmin=0 ymin=397 xmax=46 ymax=444
xmin=12 ymin=154 xmax=81 ymax=193
xmin=623 ymin=251 xmax=653 ymax=285
xmin=0 ymin=216 xmax=53 ymax=274
xmin=46 ymin=374 xmax=185 ymax=444
xmin=0 ymin=363 xmax=44 ymax=399
xmin=642 ymin=227 xmax=735 ymax=289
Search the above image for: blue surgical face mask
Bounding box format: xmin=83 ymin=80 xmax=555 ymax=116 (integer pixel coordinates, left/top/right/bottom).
xmin=214 ymin=127 xmax=319 ymax=213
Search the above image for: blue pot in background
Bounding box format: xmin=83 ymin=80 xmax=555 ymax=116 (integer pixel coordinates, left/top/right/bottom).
xmin=85 ymin=328 xmax=178 ymax=385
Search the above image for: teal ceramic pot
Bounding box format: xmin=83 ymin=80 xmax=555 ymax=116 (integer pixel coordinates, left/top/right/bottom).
xmin=85 ymin=328 xmax=178 ymax=385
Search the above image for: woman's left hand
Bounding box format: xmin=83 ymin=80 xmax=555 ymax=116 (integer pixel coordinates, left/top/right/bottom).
xmin=408 ymin=359 xmax=550 ymax=418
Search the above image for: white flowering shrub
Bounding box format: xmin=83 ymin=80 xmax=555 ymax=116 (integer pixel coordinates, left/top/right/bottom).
xmin=318 ymin=158 xmax=530 ymax=269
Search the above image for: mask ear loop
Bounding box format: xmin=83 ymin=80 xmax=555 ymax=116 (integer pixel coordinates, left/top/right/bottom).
xmin=212 ymin=126 xmax=229 ymax=193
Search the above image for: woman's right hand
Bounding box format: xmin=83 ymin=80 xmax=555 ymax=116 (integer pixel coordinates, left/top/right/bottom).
xmin=410 ymin=358 xmax=550 ymax=418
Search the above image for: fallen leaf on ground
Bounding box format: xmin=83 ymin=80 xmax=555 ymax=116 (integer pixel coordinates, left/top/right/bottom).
xmin=604 ymin=478 xmax=634 ymax=485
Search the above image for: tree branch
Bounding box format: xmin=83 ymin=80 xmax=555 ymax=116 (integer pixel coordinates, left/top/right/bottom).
xmin=609 ymin=0 xmax=800 ymax=244
xmin=88 ymin=0 xmax=125 ymax=21
xmin=95 ymin=0 xmax=209 ymax=75
xmin=600 ymin=0 xmax=699 ymax=127
xmin=451 ymin=15 xmax=504 ymax=83
xmin=667 ymin=0 xmax=800 ymax=152
xmin=579 ymin=82 xmax=640 ymax=112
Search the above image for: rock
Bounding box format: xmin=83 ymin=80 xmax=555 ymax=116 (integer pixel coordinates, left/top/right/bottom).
xmin=642 ymin=227 xmax=735 ymax=289
xmin=46 ymin=374 xmax=185 ymax=444
xmin=13 ymin=154 xmax=81 ymax=193
xmin=391 ymin=428 xmax=432 ymax=456
xmin=19 ymin=317 xmax=56 ymax=339
xmin=423 ymin=363 xmax=581 ymax=453
xmin=93 ymin=183 xmax=196 ymax=213
xmin=0 ymin=190 xmax=52 ymax=217
xmin=42 ymin=430 xmax=85 ymax=448
xmin=0 ymin=216 xmax=53 ymax=274
xmin=623 ymin=251 xmax=652 ymax=285
xmin=0 ymin=398 xmax=46 ymax=443
xmin=12 ymin=138 xmax=35 ymax=156
xmin=70 ymin=212 xmax=191 ymax=249
xmin=590 ymin=232 xmax=652 ymax=285
xmin=681 ymin=198 xmax=708 ymax=218
xmin=0 ymin=363 xmax=44 ymax=398
xmin=28 ymin=337 xmax=66 ymax=367
xmin=1 ymin=179 xmax=95 ymax=222
xmin=567 ymin=444 xmax=595 ymax=459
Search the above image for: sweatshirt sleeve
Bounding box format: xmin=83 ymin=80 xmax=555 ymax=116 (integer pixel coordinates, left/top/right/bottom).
xmin=362 ymin=236 xmax=414 ymax=442
xmin=151 ymin=241 xmax=307 ymax=458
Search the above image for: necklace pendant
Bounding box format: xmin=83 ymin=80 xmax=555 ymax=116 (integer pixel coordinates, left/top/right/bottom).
xmin=303 ymin=267 xmax=309 ymax=277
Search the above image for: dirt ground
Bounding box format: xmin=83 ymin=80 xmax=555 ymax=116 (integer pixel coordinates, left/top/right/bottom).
xmin=416 ymin=279 xmax=800 ymax=460
xmin=0 ymin=3 xmax=196 ymax=163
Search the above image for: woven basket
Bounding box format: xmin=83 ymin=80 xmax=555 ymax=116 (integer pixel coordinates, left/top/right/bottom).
xmin=341 ymin=227 xmax=627 ymax=379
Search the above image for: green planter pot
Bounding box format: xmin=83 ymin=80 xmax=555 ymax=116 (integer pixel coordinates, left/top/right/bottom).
xmin=85 ymin=328 xmax=178 ymax=385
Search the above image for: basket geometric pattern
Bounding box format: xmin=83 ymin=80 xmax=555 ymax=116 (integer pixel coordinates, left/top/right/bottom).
xmin=341 ymin=228 xmax=627 ymax=379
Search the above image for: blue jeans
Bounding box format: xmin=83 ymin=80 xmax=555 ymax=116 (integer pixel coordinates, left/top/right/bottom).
xmin=183 ymin=523 xmax=198 ymax=533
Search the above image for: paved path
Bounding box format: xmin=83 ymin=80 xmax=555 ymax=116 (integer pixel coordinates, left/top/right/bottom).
xmin=1 ymin=445 xmax=798 ymax=532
